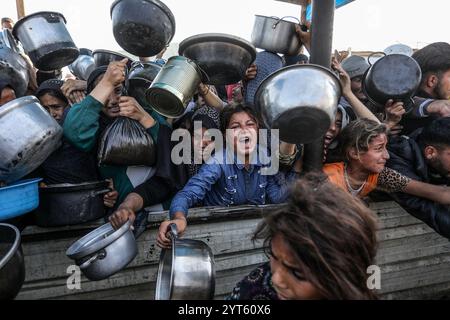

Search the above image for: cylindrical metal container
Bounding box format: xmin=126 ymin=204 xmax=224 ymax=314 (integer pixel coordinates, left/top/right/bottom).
xmin=146 ymin=56 xmax=202 ymax=118
xmin=12 ymin=11 xmax=79 ymax=71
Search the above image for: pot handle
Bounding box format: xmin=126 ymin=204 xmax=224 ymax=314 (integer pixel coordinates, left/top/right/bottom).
xmin=44 ymin=13 xmax=62 ymax=24
xmin=367 ymin=51 xmax=387 ymax=66
xmin=79 ymin=250 xmax=107 ymax=270
xmin=92 ymin=188 xmax=113 ymax=197
xmin=273 ymin=16 xmax=301 ymax=29
xmin=168 ymin=223 xmax=178 ymax=240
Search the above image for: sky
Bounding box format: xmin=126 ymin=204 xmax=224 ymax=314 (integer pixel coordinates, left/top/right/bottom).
xmin=2 ymin=0 xmax=449 ymax=56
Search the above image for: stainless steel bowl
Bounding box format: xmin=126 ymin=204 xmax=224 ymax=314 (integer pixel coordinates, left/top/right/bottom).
xmin=155 ymin=224 xmax=215 ymax=300
xmin=0 ymin=96 xmax=63 ymax=183
xmin=179 ymin=33 xmax=256 ymax=86
xmin=66 ymin=220 xmax=137 ymax=281
xmin=255 ymin=64 xmax=342 ymax=144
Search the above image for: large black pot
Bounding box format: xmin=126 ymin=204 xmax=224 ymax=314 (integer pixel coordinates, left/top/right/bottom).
xmin=35 ymin=180 xmax=111 ymax=227
xmin=363 ymin=53 xmax=422 ymax=111
xmin=12 ymin=11 xmax=79 ymax=71
xmin=0 ymin=223 xmax=25 ymax=300
xmin=110 ymin=0 xmax=176 ymax=57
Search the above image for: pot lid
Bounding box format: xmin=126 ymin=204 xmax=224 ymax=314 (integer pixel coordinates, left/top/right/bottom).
xmin=40 ymin=180 xmax=109 ymax=193
xmin=66 ymin=220 xmax=132 ymax=260
xmin=179 ymin=33 xmax=256 ymax=61
xmin=0 ymin=223 xmax=21 ymax=270
xmin=12 ymin=11 xmax=67 ymax=39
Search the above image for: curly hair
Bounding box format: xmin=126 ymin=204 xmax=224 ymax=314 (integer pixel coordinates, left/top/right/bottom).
xmin=339 ymin=118 xmax=388 ymax=160
xmin=253 ymin=172 xmax=379 ymax=299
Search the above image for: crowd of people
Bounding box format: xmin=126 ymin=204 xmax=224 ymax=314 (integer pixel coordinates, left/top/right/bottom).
xmin=2 ymin=11 xmax=450 ymax=300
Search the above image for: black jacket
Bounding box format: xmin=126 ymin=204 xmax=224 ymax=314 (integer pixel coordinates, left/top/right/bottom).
xmin=387 ymin=130 xmax=450 ymax=238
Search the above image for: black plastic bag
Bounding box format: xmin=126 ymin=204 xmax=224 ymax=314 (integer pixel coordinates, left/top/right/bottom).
xmin=98 ymin=117 xmax=156 ymax=167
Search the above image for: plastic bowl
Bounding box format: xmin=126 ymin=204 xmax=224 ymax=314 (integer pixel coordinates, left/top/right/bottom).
xmin=0 ymin=178 xmax=42 ymax=221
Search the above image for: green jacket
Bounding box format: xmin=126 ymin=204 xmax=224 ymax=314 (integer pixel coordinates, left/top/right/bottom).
xmin=63 ymin=95 xmax=168 ymax=203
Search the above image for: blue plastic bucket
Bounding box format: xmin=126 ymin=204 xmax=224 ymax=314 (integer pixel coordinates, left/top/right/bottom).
xmin=0 ymin=178 xmax=42 ymax=221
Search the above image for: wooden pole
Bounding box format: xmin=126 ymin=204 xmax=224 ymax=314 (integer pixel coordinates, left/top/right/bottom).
xmin=16 ymin=0 xmax=26 ymax=20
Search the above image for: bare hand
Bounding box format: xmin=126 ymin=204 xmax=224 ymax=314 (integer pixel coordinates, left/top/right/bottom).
xmin=426 ymin=100 xmax=450 ymax=117
xmin=156 ymin=216 xmax=187 ymax=249
xmin=295 ymin=22 xmax=311 ymax=53
xmin=331 ymin=55 xmax=351 ymax=95
xmin=119 ymin=96 xmax=155 ymax=128
xmin=102 ymin=58 xmax=128 ymax=88
xmin=244 ymin=64 xmax=257 ymax=81
xmin=384 ymin=99 xmax=406 ymax=128
xmin=388 ymin=124 xmax=403 ymax=137
xmin=109 ymin=207 xmax=136 ymax=230
xmin=61 ymin=79 xmax=87 ymax=97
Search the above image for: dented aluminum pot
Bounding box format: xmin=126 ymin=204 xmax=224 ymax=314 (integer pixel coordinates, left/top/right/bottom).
xmin=0 ymin=96 xmax=63 ymax=183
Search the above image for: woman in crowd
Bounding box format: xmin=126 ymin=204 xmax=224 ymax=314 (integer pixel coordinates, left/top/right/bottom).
xmin=323 ymin=118 xmax=450 ymax=204
xmin=156 ymin=103 xmax=295 ymax=248
xmin=228 ymin=173 xmax=379 ymax=300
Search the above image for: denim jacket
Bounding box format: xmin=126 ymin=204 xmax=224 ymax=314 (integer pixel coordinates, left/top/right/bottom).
xmin=169 ymin=149 xmax=295 ymax=218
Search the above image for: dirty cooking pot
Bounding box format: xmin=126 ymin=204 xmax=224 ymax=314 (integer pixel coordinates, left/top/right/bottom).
xmin=12 ymin=11 xmax=79 ymax=71
xmin=35 ymin=180 xmax=112 ymax=227
xmin=363 ymin=53 xmax=421 ymax=111
xmin=92 ymin=49 xmax=134 ymax=69
xmin=0 ymin=29 xmax=29 ymax=98
xmin=127 ymin=61 xmax=162 ymax=107
xmin=251 ymin=15 xmax=303 ymax=55
xmin=66 ymin=220 xmax=137 ymax=281
xmin=179 ymin=33 xmax=256 ymax=86
xmin=155 ymin=224 xmax=215 ymax=300
xmin=146 ymin=56 xmax=203 ymax=118
xmin=110 ymin=0 xmax=176 ymax=57
xmin=0 ymin=223 xmax=25 ymax=300
xmin=68 ymin=48 xmax=95 ymax=81
xmin=0 ymin=96 xmax=63 ymax=184
xmin=255 ymin=64 xmax=342 ymax=145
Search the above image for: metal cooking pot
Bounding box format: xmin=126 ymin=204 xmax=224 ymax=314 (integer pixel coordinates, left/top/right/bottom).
xmin=255 ymin=64 xmax=341 ymax=144
xmin=66 ymin=220 xmax=137 ymax=281
xmin=93 ymin=49 xmax=134 ymax=69
xmin=110 ymin=0 xmax=176 ymax=57
xmin=68 ymin=48 xmax=95 ymax=81
xmin=146 ymin=56 xmax=203 ymax=118
xmin=0 ymin=223 xmax=25 ymax=300
xmin=0 ymin=96 xmax=63 ymax=184
xmin=155 ymin=224 xmax=215 ymax=300
xmin=179 ymin=33 xmax=256 ymax=86
xmin=363 ymin=53 xmax=421 ymax=111
xmin=12 ymin=11 xmax=79 ymax=71
xmin=35 ymin=180 xmax=111 ymax=227
xmin=251 ymin=15 xmax=302 ymax=55
xmin=127 ymin=61 xmax=162 ymax=107
xmin=0 ymin=30 xmax=29 ymax=98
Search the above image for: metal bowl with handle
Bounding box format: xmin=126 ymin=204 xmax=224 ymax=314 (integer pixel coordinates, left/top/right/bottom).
xmin=12 ymin=11 xmax=79 ymax=71
xmin=255 ymin=64 xmax=342 ymax=145
xmin=66 ymin=220 xmax=137 ymax=281
xmin=155 ymin=224 xmax=215 ymax=300
xmin=0 ymin=96 xmax=63 ymax=184
xmin=93 ymin=49 xmax=134 ymax=69
xmin=179 ymin=33 xmax=256 ymax=86
xmin=68 ymin=48 xmax=95 ymax=81
xmin=251 ymin=15 xmax=302 ymax=55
